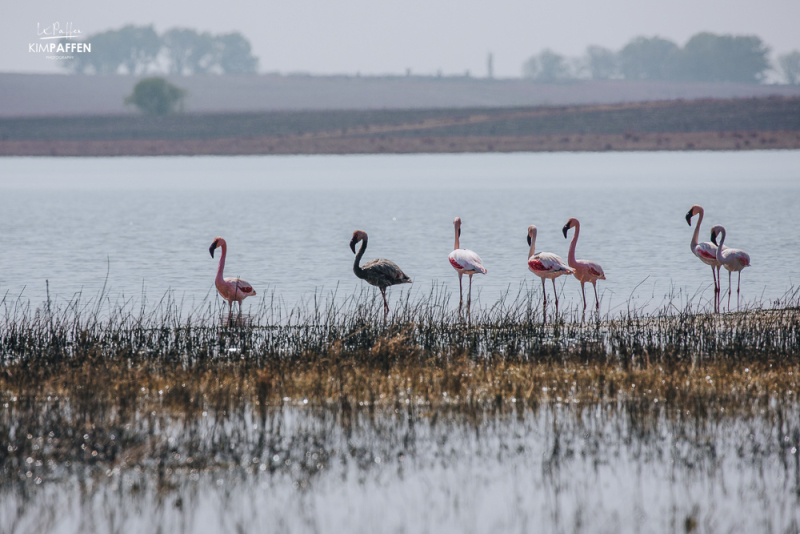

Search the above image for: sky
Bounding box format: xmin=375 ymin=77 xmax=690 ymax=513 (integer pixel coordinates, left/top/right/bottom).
xmin=4 ymin=0 xmax=800 ymax=78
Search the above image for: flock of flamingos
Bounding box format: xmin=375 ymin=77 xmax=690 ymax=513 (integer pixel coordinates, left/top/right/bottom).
xmin=208 ymin=204 xmax=751 ymax=318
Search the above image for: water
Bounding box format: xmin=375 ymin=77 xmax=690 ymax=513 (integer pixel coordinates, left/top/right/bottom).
xmin=4 ymin=400 xmax=800 ymax=534
xmin=1 ymin=151 xmax=799 ymax=313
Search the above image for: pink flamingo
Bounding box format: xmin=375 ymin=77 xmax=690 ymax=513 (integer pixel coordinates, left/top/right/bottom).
xmin=209 ymin=237 xmax=257 ymax=316
xmin=710 ymin=225 xmax=751 ymax=309
xmin=448 ymin=217 xmax=487 ymax=310
xmin=686 ymin=205 xmax=723 ymax=294
xmin=562 ymin=218 xmax=606 ymax=310
xmin=527 ymin=225 xmax=573 ymax=311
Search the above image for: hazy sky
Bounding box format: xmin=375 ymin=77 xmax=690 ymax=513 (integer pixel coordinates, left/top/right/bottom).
xmin=5 ymin=0 xmax=800 ymax=77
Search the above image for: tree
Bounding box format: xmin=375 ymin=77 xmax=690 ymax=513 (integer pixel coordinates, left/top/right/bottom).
xmin=585 ymin=45 xmax=619 ymax=80
xmin=214 ymin=32 xmax=259 ymax=74
xmin=778 ymin=51 xmax=800 ymax=85
xmin=117 ymin=25 xmax=161 ymax=75
xmin=124 ymin=77 xmax=186 ymax=115
xmin=63 ymin=25 xmax=161 ymax=74
xmin=674 ymin=33 xmax=770 ymax=83
xmin=619 ymin=36 xmax=679 ymax=80
xmin=522 ymin=49 xmax=572 ymax=82
xmin=162 ymin=28 xmax=217 ymax=75
xmin=63 ymin=25 xmax=259 ymax=75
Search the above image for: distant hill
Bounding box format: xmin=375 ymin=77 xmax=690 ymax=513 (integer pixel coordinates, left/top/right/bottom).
xmin=2 ymin=73 xmax=800 ymax=117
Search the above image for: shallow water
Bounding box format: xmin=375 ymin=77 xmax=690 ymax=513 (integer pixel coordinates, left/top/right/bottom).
xmin=4 ymin=401 xmax=799 ymax=534
xmin=1 ymin=151 xmax=799 ymax=313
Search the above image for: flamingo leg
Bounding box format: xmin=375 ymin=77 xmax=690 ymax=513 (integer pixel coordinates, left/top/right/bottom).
xmin=552 ymin=278 xmax=559 ymax=313
xmin=580 ymin=282 xmax=587 ymax=311
xmin=458 ymin=273 xmax=464 ymax=305
xmin=737 ymin=271 xmax=741 ymax=310
xmin=468 ymin=274 xmax=473 ymax=310
xmin=593 ymin=281 xmax=599 ymax=310
xmin=711 ymin=265 xmax=718 ymax=292
xmin=726 ymin=270 xmax=731 ymax=309
xmin=541 ymin=277 xmax=547 ymax=305
xmin=381 ymin=288 xmax=389 ymax=314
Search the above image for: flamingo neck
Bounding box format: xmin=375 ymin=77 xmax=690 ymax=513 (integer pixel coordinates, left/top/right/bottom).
xmin=353 ymin=238 xmax=367 ymax=279
xmin=568 ymin=223 xmax=580 ymax=267
xmin=454 ymin=227 xmax=460 ymax=251
xmin=216 ymin=243 xmax=227 ymax=283
xmin=715 ymin=229 xmax=726 ymax=263
xmin=691 ymin=208 xmax=704 ymax=251
xmin=528 ymin=232 xmax=536 ymax=259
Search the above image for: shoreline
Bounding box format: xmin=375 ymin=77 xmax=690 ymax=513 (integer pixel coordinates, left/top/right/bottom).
xmin=2 ymin=130 xmax=799 ymax=157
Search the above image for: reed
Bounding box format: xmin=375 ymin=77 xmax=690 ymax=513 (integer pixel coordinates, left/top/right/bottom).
xmin=2 ymin=285 xmax=799 ymax=372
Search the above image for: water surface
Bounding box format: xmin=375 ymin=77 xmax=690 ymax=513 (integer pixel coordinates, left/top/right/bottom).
xmin=1 ymin=151 xmax=798 ymax=313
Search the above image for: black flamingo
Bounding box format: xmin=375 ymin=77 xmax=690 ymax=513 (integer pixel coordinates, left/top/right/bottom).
xmin=350 ymin=230 xmax=412 ymax=315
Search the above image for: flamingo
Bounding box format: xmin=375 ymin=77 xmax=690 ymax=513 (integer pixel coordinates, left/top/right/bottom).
xmin=527 ymin=225 xmax=573 ymax=312
xmin=710 ymin=225 xmax=751 ymax=310
xmin=350 ymin=230 xmax=412 ymax=315
xmin=686 ymin=205 xmax=723 ymax=294
xmin=448 ymin=217 xmax=487 ymax=310
xmin=209 ymin=237 xmax=257 ymax=317
xmin=562 ymin=218 xmax=606 ymax=311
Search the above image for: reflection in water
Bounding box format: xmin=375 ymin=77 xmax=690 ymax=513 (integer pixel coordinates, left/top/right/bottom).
xmin=2 ymin=396 xmax=800 ymax=533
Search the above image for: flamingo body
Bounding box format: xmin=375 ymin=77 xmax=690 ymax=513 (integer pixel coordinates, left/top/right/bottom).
xmin=209 ymin=237 xmax=256 ymax=316
xmin=719 ymin=248 xmax=751 ymax=272
xmin=449 ymin=248 xmax=487 ymax=275
xmin=350 ymin=230 xmax=411 ymax=314
xmin=527 ymin=252 xmax=572 ymax=278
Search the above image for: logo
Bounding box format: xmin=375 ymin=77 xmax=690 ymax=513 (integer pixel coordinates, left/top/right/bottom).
xmin=29 ymin=23 xmax=91 ymax=60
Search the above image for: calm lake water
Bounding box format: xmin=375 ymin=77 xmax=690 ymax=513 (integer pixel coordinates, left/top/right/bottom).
xmin=1 ymin=151 xmax=799 ymax=313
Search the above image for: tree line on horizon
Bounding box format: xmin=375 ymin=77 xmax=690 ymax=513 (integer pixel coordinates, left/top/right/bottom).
xmin=62 ymin=25 xmax=800 ymax=85
xmin=63 ymin=25 xmax=259 ymax=75
xmin=523 ymin=33 xmax=800 ymax=85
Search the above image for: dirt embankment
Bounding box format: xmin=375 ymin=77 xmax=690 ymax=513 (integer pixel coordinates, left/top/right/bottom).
xmin=1 ymin=97 xmax=799 ymax=156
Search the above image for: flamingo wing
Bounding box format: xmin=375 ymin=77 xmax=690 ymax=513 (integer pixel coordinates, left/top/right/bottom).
xmin=580 ymin=261 xmax=606 ymax=280
xmin=223 ymin=277 xmax=257 ymax=295
xmin=721 ymin=248 xmax=751 ymax=269
xmin=449 ymin=248 xmax=487 ymax=274
xmin=694 ymin=241 xmax=719 ymax=263
xmin=528 ymin=252 xmax=572 ymax=274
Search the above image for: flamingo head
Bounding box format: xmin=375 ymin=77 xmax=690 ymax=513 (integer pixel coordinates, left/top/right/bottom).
xmin=209 ymin=237 xmax=224 ymax=258
xmin=453 ymin=217 xmax=461 ymax=238
xmin=686 ymin=205 xmax=701 ymax=226
xmin=527 ymin=225 xmax=537 ymax=246
xmin=710 ymin=225 xmax=724 ymax=246
xmin=562 ymin=218 xmax=578 ymax=238
xmin=350 ymin=230 xmax=367 ymax=253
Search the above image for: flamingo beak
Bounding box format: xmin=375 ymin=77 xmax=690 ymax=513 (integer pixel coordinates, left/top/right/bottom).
xmin=349 ymin=238 xmax=357 ymax=254
xmin=209 ymin=241 xmax=217 ymax=258
xmin=562 ymin=224 xmax=569 ymax=238
xmin=710 ymin=230 xmax=718 ymax=246
xmin=527 ymin=234 xmax=531 ymax=246
xmin=458 ymin=228 xmax=461 ymax=238
xmin=685 ymin=210 xmax=693 ymax=226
